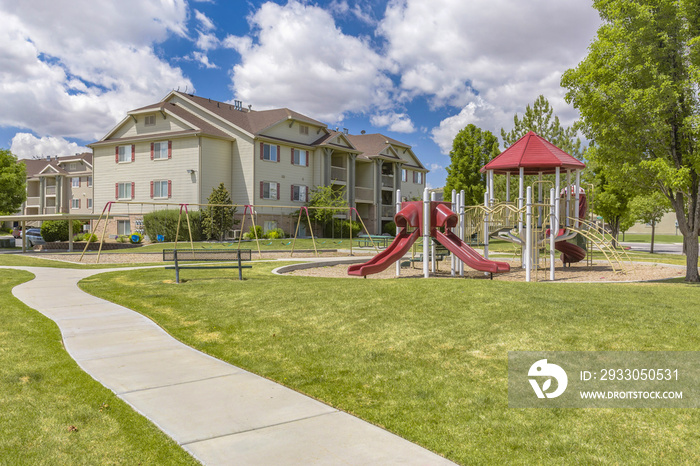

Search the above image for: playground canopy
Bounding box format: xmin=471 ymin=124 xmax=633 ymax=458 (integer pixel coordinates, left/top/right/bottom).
xmin=480 ymin=131 xmax=585 ymax=175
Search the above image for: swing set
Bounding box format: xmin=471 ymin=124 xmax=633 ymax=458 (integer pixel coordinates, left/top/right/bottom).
xmin=80 ymin=201 xmax=378 ymax=263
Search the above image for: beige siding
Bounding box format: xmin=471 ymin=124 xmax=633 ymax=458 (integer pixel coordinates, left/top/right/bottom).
xmin=170 ymin=95 xmax=249 ymax=139
xmin=263 ymin=121 xmax=326 ymax=146
xmin=254 ymin=140 xmax=315 ymax=213
xmin=111 ymin=114 xmax=190 ymax=139
xmin=400 ymin=169 xmax=425 ymax=201
xmin=200 ymin=137 xmax=233 ymax=203
xmin=93 ymin=137 xmax=200 ymax=215
xmin=232 ymin=137 xmax=255 ymax=205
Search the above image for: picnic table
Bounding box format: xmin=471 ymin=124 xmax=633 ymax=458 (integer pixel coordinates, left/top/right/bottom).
xmin=357 ymin=234 xmax=391 ymax=248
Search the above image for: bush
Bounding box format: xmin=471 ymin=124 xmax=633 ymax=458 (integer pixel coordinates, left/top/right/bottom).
xmin=265 ymin=227 xmax=285 ymax=239
xmin=79 ymin=233 xmax=98 ymax=243
xmin=143 ymin=210 xmax=203 ymax=242
xmin=242 ymin=232 xmax=251 ymax=240
xmin=383 ymin=221 xmax=397 ymax=236
xmin=41 ymin=220 xmax=84 ymax=242
xmin=116 ymin=235 xmax=129 ymax=243
xmin=248 ymin=225 xmax=263 ymax=239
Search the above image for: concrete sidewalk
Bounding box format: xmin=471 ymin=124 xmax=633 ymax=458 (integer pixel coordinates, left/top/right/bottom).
xmin=3 ymin=265 xmax=454 ymax=465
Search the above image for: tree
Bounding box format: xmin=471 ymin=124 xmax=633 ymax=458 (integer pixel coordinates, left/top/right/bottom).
xmin=305 ymin=185 xmax=348 ymax=236
xmin=629 ymin=192 xmax=671 ymax=254
xmin=444 ymin=124 xmax=500 ymax=206
xmin=0 ymin=149 xmax=26 ymax=215
xmin=500 ymin=95 xmax=583 ymax=158
xmin=202 ymin=183 xmax=237 ymax=241
xmin=562 ymin=0 xmax=700 ymax=281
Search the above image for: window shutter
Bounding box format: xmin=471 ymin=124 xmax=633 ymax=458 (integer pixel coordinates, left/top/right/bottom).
xmin=150 ymin=143 xmax=154 ymax=160
xmin=168 ymin=180 xmax=172 ymax=198
xmin=291 ymin=147 xmax=295 ymax=164
xmin=150 ymin=181 xmax=154 ymax=198
xmin=276 ymin=145 xmax=281 ymax=163
xmin=131 ymin=145 xmax=135 ymax=162
xmin=260 ymin=142 xmax=264 ymax=160
xmin=291 ymin=185 xmax=294 ymax=201
xmin=168 ymin=141 xmax=172 ymax=159
xmin=277 ymin=183 xmax=280 ymax=199
xmin=78 ymin=199 xmax=81 ymax=209
xmin=305 ymin=151 xmax=309 ymax=167
xmin=260 ymin=181 xmax=263 ymax=198
xmin=131 ymin=182 xmax=135 ymax=199
xmin=115 ymin=147 xmax=119 ymax=163
xmin=115 ymin=183 xmax=119 ymax=199
xmin=305 ymin=186 xmax=309 ymax=202
xmin=79 ymin=177 xmax=82 ymax=187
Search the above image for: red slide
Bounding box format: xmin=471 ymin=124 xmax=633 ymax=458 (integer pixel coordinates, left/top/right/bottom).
xmin=433 ymin=230 xmax=510 ymax=274
xmin=347 ymin=228 xmax=421 ymax=276
xmin=555 ymin=241 xmax=586 ymax=265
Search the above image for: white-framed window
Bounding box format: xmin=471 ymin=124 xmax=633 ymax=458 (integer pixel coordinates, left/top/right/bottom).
xmin=151 ymin=180 xmax=170 ymax=199
xmin=152 ymin=141 xmax=170 ymax=160
xmin=117 ymin=145 xmax=133 ymax=163
xmin=260 ymin=181 xmax=279 ymax=200
xmin=72 ymin=177 xmax=80 ymax=188
xmin=145 ymin=115 xmax=156 ymax=126
xmin=402 ymin=169 xmax=408 ymax=182
xmin=117 ymin=220 xmax=131 ymax=236
xmin=299 ymin=125 xmax=309 ymax=135
xmin=116 ymin=182 xmax=133 ymax=200
xmin=67 ymin=162 xmax=78 ymax=171
xmin=291 ymin=185 xmax=308 ymax=202
xmin=261 ymin=143 xmax=278 ymax=162
xmin=87 ymin=199 xmax=93 ymax=209
xmin=413 ymin=171 xmax=424 ymax=184
xmin=263 ymin=221 xmax=277 ymax=233
xmin=71 ymin=199 xmax=80 ymax=209
xmin=87 ymin=176 xmax=92 ymax=187
xmin=292 ymin=149 xmax=308 ymax=166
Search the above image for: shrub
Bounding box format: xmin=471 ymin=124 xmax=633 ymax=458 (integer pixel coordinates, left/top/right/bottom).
xmin=248 ymin=225 xmax=263 ymax=239
xmin=143 ymin=210 xmax=202 ymax=242
xmin=265 ymin=227 xmax=285 ymax=239
xmin=242 ymin=232 xmax=251 ymax=240
xmin=41 ymin=220 xmax=84 ymax=242
xmin=81 ymin=233 xmax=98 ymax=243
xmin=116 ymin=235 xmax=129 ymax=243
xmin=332 ymin=219 xmax=361 ymax=238
xmin=383 ymin=221 xmax=397 ymax=236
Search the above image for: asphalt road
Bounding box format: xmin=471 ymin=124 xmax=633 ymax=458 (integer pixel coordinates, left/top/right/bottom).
xmin=621 ymin=242 xmax=684 ymax=255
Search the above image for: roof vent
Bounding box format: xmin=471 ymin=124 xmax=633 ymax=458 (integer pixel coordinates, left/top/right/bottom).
xmin=248 ymin=104 xmax=252 ymax=112
xmin=343 ymin=128 xmax=349 ymax=135
xmin=361 ymin=130 xmax=366 ymax=135
xmin=233 ymin=100 xmax=243 ymax=111
xmin=46 ymin=156 xmax=51 ymax=161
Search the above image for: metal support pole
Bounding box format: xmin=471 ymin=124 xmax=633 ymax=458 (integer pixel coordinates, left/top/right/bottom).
xmin=430 ymin=191 xmax=436 ymax=273
xmin=396 ymin=189 xmax=401 ymax=277
xmin=451 ymin=189 xmax=456 ymax=277
xmin=484 ymin=192 xmax=490 ymax=260
xmin=488 ymin=170 xmax=494 ymax=205
xmin=550 ymin=188 xmax=556 ymax=281
xmin=459 ymin=189 xmax=465 ymax=276
xmin=566 ymin=170 xmax=572 ymax=227
xmin=538 ymin=172 xmax=543 ymax=228
xmin=174 ymin=249 xmax=180 ymax=284
xmin=526 ymin=187 xmax=532 ymax=282
xmin=555 ymin=167 xmax=561 ymax=235
xmin=423 ymin=188 xmax=430 ymax=278
xmin=518 ymin=167 xmax=524 ymax=234
xmin=575 ymin=170 xmax=581 ymax=228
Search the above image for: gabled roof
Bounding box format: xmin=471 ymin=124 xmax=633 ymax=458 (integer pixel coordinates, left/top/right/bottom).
xmin=346 ymin=133 xmax=425 ymax=169
xmin=481 ymin=131 xmax=585 ymax=175
xmin=21 ymin=152 xmax=93 ymax=177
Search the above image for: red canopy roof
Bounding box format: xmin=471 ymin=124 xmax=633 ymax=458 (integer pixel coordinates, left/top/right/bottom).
xmin=481 ymin=131 xmax=585 ymax=175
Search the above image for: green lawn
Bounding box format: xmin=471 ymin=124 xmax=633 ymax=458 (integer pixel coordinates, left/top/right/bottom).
xmin=0 ymin=270 xmax=197 ymax=465
xmin=621 ymin=233 xmax=694 ymax=243
xmin=79 ymin=262 xmax=700 ymax=464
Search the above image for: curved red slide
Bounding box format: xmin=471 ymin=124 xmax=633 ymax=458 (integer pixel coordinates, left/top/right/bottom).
xmin=434 ymin=230 xmax=510 ymax=274
xmin=347 ymin=228 xmax=421 ymax=276
xmin=555 ymin=241 xmax=586 ymax=265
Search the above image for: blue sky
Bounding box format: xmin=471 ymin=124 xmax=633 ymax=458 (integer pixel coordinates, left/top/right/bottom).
xmin=0 ymin=0 xmax=600 ymax=188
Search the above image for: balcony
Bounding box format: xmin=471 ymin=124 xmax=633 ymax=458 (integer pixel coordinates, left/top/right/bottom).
xmin=381 ymin=205 xmax=395 ymax=218
xmin=45 ymin=207 xmax=57 ymax=214
xmin=26 ymin=196 xmax=40 ymax=206
xmin=45 ymin=185 xmax=56 ymax=196
xmin=381 ymin=175 xmax=394 ymax=188
xmin=355 ymin=186 xmax=373 ymax=202
xmin=331 ymin=166 xmax=347 ymax=182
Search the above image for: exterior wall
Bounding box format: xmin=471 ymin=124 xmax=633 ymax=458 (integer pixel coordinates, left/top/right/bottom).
xmin=400 ymin=169 xmax=425 ymax=201
xmin=263 ymin=121 xmax=325 ymax=146
xmin=93 ymin=137 xmax=200 ymax=215
xmin=200 ymin=137 xmax=233 ymax=203
xmin=627 ymin=212 xmax=680 ymax=236
xmin=111 ymin=113 xmax=189 ymax=139
xmin=231 ymin=136 xmax=254 ymax=205
xmin=68 ymin=175 xmax=93 ymax=213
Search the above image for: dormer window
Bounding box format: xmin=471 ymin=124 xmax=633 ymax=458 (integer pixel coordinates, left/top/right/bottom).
xmin=299 ymin=125 xmax=309 ymax=135
xmin=145 ymin=115 xmax=156 ymax=126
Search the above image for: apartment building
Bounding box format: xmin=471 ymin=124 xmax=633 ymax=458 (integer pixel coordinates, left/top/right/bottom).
xmin=21 ymin=153 xmax=93 ymax=217
xmin=89 ymin=91 xmax=427 ymax=236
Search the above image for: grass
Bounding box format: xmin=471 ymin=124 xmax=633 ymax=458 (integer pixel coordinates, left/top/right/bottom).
xmin=0 ymin=254 xmax=162 ymax=269
xmin=0 ymin=270 xmax=198 ymax=465
xmin=79 ymin=262 xmax=700 ymax=464
xmin=621 ymin=233 xmax=697 ymax=243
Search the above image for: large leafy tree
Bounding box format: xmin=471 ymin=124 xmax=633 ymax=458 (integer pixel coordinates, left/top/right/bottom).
xmin=444 ymin=124 xmax=500 ymax=206
xmin=562 ymin=0 xmax=700 ymax=281
xmin=0 ymin=149 xmax=26 ymax=214
xmin=202 ymin=183 xmax=237 ymax=241
xmin=500 ymin=95 xmax=583 ymax=158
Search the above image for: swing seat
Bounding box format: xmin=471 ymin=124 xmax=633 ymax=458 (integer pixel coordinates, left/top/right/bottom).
xmin=282 ymin=241 xmax=292 ymax=246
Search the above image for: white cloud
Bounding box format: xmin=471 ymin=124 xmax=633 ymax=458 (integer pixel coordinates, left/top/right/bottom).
xmin=381 ymin=0 xmax=600 ymax=146
xmin=194 ymin=9 xmax=216 ymax=31
xmin=10 ymin=133 xmax=89 ymax=159
xmin=0 ymin=1 xmax=192 ymax=141
xmin=192 ymin=51 xmax=218 ymax=69
xmin=370 ymin=112 xmax=415 ymax=133
xmin=429 ymin=163 xmax=443 ymax=171
xmin=224 ymin=0 xmax=394 ymax=122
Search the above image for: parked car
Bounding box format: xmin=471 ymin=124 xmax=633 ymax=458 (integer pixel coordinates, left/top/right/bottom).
xmin=25 ymin=228 xmax=45 ymax=247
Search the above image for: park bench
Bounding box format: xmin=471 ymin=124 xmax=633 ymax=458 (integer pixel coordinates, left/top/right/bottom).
xmin=163 ymin=249 xmax=252 ymax=283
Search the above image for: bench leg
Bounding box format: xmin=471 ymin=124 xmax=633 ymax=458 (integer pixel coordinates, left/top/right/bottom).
xmin=238 ymin=255 xmax=243 ymax=280
xmin=174 ymin=251 xmax=180 ymax=284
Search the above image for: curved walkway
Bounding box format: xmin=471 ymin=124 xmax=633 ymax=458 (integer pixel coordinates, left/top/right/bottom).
xmin=3 ymin=265 xmax=454 ymax=465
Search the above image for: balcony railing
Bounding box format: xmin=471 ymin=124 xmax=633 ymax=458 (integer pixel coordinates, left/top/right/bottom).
xmin=331 ymin=166 xmax=347 ymax=182
xmin=45 ymin=207 xmax=57 ymax=214
xmin=381 ymin=205 xmax=395 ymax=218
xmin=355 ymin=186 xmax=373 ymax=202
xmin=381 ymin=175 xmax=394 ymax=188
xmin=26 ymin=196 xmax=40 ymax=206
xmin=45 ymin=185 xmax=56 ymax=195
